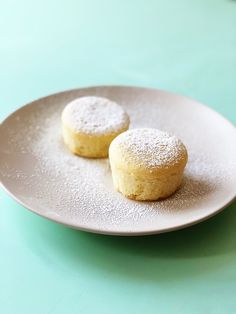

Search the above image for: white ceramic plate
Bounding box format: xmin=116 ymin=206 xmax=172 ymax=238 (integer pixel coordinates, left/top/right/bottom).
xmin=1 ymin=86 xmax=236 ymax=235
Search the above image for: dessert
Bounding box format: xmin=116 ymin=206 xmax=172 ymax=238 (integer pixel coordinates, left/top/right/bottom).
xmin=62 ymin=96 xmax=130 ymax=158
xmin=109 ymin=128 xmax=188 ymax=201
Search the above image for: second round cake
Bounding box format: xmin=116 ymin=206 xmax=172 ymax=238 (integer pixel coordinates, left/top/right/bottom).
xmin=62 ymin=96 xmax=130 ymax=158
xmin=109 ymin=128 xmax=188 ymax=201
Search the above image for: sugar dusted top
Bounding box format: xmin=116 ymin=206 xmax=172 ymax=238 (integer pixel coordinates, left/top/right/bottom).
xmin=62 ymin=96 xmax=129 ymax=135
xmin=110 ymin=128 xmax=188 ymax=169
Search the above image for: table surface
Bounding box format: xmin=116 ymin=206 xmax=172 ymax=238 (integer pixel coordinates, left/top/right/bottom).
xmin=1 ymin=1 xmax=236 ymax=313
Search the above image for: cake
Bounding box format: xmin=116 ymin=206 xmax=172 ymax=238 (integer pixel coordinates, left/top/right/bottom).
xmin=61 ymin=96 xmax=130 ymax=158
xmin=109 ymin=128 xmax=188 ymax=201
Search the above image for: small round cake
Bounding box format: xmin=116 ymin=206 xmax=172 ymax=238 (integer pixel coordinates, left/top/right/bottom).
xmin=62 ymin=96 xmax=130 ymax=158
xmin=109 ymin=128 xmax=188 ymax=201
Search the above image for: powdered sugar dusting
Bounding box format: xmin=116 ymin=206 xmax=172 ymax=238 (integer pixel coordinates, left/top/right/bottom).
xmin=62 ymin=96 xmax=129 ymax=135
xmin=1 ymin=87 xmax=236 ymax=233
xmin=112 ymin=128 xmax=187 ymax=168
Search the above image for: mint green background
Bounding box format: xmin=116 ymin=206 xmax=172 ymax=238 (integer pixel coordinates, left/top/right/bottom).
xmin=1 ymin=1 xmax=236 ymax=313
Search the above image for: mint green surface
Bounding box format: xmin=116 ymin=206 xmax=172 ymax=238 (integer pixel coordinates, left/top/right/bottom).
xmin=1 ymin=1 xmax=236 ymax=313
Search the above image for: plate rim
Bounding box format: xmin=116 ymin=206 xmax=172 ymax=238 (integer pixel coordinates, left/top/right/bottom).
xmin=1 ymin=85 xmax=236 ymax=236
xmin=1 ymin=181 xmax=235 ymax=236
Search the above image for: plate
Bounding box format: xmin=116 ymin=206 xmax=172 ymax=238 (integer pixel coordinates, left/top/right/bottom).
xmin=1 ymin=86 xmax=236 ymax=235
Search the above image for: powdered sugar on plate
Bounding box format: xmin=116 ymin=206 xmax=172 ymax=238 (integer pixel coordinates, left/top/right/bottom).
xmin=1 ymin=86 xmax=236 ymax=234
